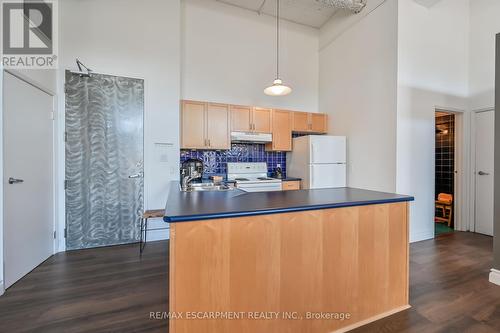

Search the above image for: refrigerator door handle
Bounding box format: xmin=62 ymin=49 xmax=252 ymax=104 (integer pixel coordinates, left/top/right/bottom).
xmin=311 ymin=144 xmax=315 ymax=163
xmin=310 ymin=166 xmax=314 ymax=187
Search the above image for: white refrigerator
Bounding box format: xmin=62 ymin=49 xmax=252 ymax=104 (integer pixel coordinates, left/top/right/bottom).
xmin=287 ymin=136 xmax=347 ymax=189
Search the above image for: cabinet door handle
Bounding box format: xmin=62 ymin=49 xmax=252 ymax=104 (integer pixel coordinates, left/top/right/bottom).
xmin=208 ymin=139 xmax=211 ymax=147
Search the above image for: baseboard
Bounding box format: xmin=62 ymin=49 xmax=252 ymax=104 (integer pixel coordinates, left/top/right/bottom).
xmin=410 ymin=230 xmax=434 ymax=243
xmin=489 ymin=269 xmax=500 ymax=286
xmin=332 ymin=305 xmax=411 ymax=333
xmin=146 ymin=227 xmax=170 ymax=242
xmin=0 ymin=280 xmax=5 ymax=296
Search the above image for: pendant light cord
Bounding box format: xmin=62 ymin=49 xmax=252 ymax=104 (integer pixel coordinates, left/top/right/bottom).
xmin=276 ymin=0 xmax=280 ymax=79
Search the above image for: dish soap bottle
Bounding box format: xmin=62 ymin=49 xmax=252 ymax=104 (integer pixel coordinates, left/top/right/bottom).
xmin=275 ymin=164 xmax=283 ymax=179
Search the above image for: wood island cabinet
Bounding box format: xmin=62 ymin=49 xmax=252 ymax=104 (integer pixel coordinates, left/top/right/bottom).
xmin=169 ymin=201 xmax=410 ymax=333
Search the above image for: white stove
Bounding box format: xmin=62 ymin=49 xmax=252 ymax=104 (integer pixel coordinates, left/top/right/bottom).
xmin=227 ymin=162 xmax=282 ymax=192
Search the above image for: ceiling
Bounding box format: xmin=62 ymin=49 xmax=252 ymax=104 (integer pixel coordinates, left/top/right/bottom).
xmin=215 ymin=0 xmax=340 ymax=29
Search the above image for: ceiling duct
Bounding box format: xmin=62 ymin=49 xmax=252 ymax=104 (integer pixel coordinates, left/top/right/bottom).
xmin=315 ymin=0 xmax=367 ymax=13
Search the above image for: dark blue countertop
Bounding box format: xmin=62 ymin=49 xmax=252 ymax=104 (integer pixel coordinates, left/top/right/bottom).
xmin=164 ymin=182 xmax=414 ymax=223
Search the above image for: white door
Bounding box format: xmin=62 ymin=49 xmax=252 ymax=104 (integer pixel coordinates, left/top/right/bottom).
xmin=4 ymin=72 xmax=54 ymax=288
xmin=310 ymin=164 xmax=347 ymax=189
xmin=310 ymin=136 xmax=346 ymax=164
xmin=474 ymin=110 xmax=494 ymax=236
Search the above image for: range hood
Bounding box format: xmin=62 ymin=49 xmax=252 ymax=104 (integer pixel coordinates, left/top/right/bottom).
xmin=231 ymin=131 xmax=272 ymax=143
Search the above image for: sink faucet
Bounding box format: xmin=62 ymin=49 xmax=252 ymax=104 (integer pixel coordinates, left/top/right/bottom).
xmin=181 ymin=169 xmax=201 ymax=191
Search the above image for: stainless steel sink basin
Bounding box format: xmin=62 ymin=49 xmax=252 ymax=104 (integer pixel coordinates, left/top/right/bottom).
xmin=181 ymin=183 xmax=234 ymax=192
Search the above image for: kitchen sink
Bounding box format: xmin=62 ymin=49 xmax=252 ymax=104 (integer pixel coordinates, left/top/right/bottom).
xmin=181 ymin=183 xmax=235 ymax=192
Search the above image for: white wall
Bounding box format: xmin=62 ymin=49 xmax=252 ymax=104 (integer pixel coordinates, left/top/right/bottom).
xmin=182 ymin=0 xmax=319 ymax=112
xmin=319 ymin=0 xmax=386 ymax=51
xmin=58 ymin=0 xmax=181 ymax=245
xmin=397 ymin=0 xmax=469 ymax=242
xmin=469 ymin=0 xmax=500 ymax=110
xmin=319 ymin=0 xmax=399 ymax=193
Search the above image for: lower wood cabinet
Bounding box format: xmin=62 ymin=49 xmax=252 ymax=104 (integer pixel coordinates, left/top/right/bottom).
xmin=181 ymin=100 xmax=230 ymax=150
xmin=282 ymin=180 xmax=300 ymax=191
xmin=266 ymin=110 xmax=292 ymax=152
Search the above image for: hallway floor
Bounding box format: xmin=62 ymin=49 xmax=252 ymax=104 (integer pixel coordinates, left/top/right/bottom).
xmin=435 ymin=222 xmax=454 ymax=236
xmin=0 ymin=232 xmax=498 ymax=332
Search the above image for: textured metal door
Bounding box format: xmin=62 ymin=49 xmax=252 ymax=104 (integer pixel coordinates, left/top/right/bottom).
xmin=65 ymin=71 xmax=144 ymax=250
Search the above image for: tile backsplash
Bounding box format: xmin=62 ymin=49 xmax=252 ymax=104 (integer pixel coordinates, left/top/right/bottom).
xmin=180 ymin=143 xmax=287 ymax=179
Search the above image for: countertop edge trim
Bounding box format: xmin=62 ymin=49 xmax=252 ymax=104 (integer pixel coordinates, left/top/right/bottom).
xmin=163 ymin=196 xmax=414 ymax=223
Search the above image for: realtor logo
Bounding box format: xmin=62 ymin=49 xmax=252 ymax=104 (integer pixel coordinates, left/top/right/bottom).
xmin=1 ymin=0 xmax=58 ymax=68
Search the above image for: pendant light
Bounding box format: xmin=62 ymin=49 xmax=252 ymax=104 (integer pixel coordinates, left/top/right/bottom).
xmin=264 ymin=0 xmax=292 ymax=96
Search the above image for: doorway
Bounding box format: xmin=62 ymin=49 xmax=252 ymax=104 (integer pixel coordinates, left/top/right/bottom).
xmin=435 ymin=111 xmax=455 ymax=236
xmin=474 ymin=110 xmax=494 ymax=236
xmin=3 ymin=71 xmax=55 ymax=289
xmin=64 ymin=71 xmax=144 ymax=250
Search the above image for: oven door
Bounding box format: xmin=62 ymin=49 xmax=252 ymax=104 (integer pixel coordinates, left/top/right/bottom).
xmin=237 ymin=182 xmax=283 ymax=192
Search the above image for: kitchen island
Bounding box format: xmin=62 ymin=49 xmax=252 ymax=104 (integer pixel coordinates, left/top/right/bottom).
xmin=165 ymin=184 xmax=414 ymax=333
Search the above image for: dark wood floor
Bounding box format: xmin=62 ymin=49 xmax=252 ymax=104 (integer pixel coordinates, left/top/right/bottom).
xmin=0 ymin=242 xmax=169 ymax=333
xmin=352 ymin=232 xmax=500 ymax=333
xmin=0 ymin=232 xmax=499 ymax=332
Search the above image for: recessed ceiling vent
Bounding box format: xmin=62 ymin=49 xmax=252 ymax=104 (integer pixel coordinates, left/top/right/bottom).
xmin=315 ymin=0 xmax=367 ymax=13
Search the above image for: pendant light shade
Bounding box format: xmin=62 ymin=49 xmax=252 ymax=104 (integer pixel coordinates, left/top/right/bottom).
xmin=264 ymin=79 xmax=292 ymax=96
xmin=264 ymin=0 xmax=292 ymax=96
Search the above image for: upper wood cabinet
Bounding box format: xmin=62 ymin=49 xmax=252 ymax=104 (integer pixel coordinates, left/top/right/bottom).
xmin=182 ymin=99 xmax=328 ymax=151
xmin=230 ymin=105 xmax=252 ymax=132
xmin=181 ymin=100 xmax=206 ymax=149
xmin=310 ymin=113 xmax=328 ymax=133
xmin=266 ymin=110 xmax=292 ymax=152
xmin=252 ymin=108 xmax=272 ymax=133
xmin=292 ymin=112 xmax=310 ymax=132
xmin=181 ymin=100 xmax=230 ymax=150
xmin=206 ymin=103 xmax=230 ymax=150
xmin=231 ymin=105 xmax=272 ymax=133
xmin=292 ymin=112 xmax=328 ymax=134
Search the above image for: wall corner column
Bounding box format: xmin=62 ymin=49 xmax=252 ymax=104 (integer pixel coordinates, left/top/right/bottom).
xmin=492 ymin=33 xmax=500 ymax=286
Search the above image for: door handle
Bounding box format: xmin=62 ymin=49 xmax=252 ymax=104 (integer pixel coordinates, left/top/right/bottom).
xmin=478 ymin=171 xmax=490 ymax=176
xmin=8 ymin=177 xmax=24 ymax=184
xmin=128 ymin=173 xmax=143 ymax=179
